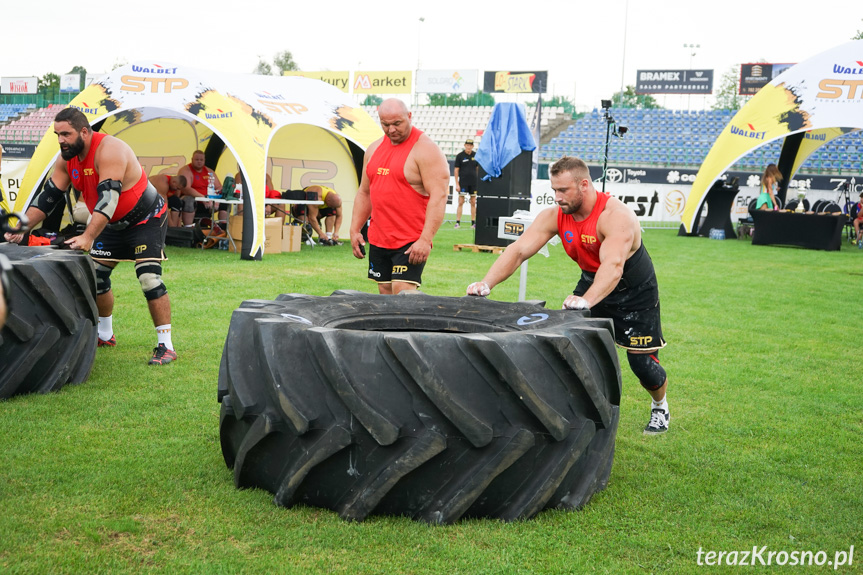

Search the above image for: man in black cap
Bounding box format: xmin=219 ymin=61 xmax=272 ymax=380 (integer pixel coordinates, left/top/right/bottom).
xmin=453 ymin=139 xmax=478 ymax=229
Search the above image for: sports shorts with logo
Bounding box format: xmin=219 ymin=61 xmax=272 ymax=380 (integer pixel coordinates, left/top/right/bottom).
xmin=459 ymin=184 xmax=477 ymax=196
xmin=368 ymin=242 xmax=425 ymax=286
xmin=573 ymin=244 xmax=665 ymax=352
xmin=89 ymin=201 xmax=168 ymax=263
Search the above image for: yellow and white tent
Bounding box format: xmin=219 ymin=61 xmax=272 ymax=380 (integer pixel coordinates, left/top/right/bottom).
xmin=682 ymin=40 xmax=863 ymax=233
xmin=14 ymin=61 xmax=381 ymax=258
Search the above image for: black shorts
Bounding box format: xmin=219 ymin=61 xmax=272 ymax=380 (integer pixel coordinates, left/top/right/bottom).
xmin=167 ymin=195 xmax=183 ymax=212
xmin=89 ymin=207 xmax=167 ymax=263
xmin=291 ymin=204 xmax=310 ymax=219
xmin=317 ymin=206 xmax=336 ymax=219
xmin=368 ymin=242 xmax=425 ymax=286
xmin=459 ymin=184 xmax=477 ymax=196
xmin=574 ymin=244 xmax=665 ymax=351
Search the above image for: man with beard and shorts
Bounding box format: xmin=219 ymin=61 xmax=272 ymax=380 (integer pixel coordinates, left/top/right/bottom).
xmin=466 ymin=156 xmax=671 ymax=435
xmin=350 ymin=98 xmax=449 ymax=294
xmin=4 ymin=108 xmax=177 ymax=365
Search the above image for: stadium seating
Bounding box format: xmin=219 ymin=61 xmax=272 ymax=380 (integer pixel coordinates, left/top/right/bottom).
xmin=2 ymin=102 xmax=859 ymax=175
xmin=541 ymin=107 xmax=862 ymax=174
xmin=0 ymin=103 xmax=64 ymax=144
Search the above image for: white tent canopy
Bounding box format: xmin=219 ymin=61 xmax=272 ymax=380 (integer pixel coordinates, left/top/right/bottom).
xmin=682 ymin=40 xmax=863 ymax=232
xmin=15 ymin=61 xmax=382 ymax=258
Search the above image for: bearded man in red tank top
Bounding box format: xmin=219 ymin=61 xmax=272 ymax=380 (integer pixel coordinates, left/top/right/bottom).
xmin=4 ymin=108 xmax=177 ymax=366
xmin=350 ymin=98 xmax=450 ymax=295
xmin=466 ymin=156 xmax=671 ymax=435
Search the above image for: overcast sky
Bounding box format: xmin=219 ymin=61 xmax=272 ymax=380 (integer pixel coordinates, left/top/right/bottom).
xmin=3 ymin=0 xmax=860 ymax=112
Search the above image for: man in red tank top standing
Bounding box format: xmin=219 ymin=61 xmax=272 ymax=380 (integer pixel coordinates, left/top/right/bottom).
xmin=5 ymin=108 xmax=177 ymax=366
xmin=466 ymin=156 xmax=671 ymax=435
xmin=350 ymin=99 xmax=450 ymax=294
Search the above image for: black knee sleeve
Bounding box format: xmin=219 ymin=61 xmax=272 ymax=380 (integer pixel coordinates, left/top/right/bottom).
xmin=135 ymin=261 xmax=167 ymax=301
xmin=94 ymin=262 xmax=113 ymax=295
xmin=627 ymin=351 xmax=667 ymax=391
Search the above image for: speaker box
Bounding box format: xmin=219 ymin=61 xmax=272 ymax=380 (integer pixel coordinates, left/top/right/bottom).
xmin=477 ymin=150 xmax=532 ymax=199
xmin=475 ymin=197 xmax=531 ymax=247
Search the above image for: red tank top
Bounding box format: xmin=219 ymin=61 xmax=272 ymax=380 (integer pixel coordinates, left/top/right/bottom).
xmin=557 ymin=190 xmax=611 ymax=273
xmin=67 ymin=132 xmax=148 ymax=222
xmin=366 ymin=128 xmax=429 ymax=249
xmin=188 ymin=163 xmax=209 ymax=195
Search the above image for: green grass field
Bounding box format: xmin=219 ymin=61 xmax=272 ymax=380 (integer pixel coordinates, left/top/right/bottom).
xmin=1 ymin=224 xmax=861 ymax=574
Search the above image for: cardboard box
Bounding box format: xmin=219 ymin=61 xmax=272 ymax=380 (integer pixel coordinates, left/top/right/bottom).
xmin=282 ymin=223 xmax=302 ymax=252
xmin=228 ymin=217 xmax=282 ymax=254
xmin=228 ymin=215 xmax=243 ymax=240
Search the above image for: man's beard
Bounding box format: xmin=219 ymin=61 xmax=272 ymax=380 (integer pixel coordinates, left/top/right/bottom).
xmin=60 ymin=135 xmax=85 ymax=161
xmin=559 ymin=200 xmax=581 ymax=215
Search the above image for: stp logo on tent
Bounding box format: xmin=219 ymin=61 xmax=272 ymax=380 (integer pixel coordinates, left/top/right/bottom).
xmin=817 ymin=62 xmax=863 ymax=100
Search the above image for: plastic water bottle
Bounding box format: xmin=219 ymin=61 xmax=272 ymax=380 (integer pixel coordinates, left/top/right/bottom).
xmin=207 ymin=172 xmax=216 ymax=198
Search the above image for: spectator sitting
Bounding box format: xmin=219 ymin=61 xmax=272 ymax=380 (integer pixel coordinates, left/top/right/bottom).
xmin=148 ymin=174 xmax=187 ymax=227
xmin=302 ymin=185 xmax=343 ymax=245
xmin=178 ymin=150 xmax=222 ymax=226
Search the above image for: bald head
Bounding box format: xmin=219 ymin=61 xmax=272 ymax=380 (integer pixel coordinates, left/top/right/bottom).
xmin=378 ymin=99 xmax=412 ymax=145
xmin=379 ymin=98 xmax=408 ymax=116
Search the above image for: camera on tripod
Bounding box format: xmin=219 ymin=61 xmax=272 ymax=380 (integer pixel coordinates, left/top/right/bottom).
xmin=600 ymin=99 xmax=627 ymax=137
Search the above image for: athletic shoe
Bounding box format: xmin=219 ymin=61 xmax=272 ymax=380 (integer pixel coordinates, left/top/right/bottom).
xmin=148 ymin=344 xmax=177 ymax=366
xmin=97 ymin=335 xmax=116 ymax=347
xmin=471 ymin=223 xmax=476 ymax=229
xmin=454 ymin=223 xmax=460 ymax=229
xmin=644 ymin=407 xmax=670 ymax=435
xmin=319 ymin=238 xmax=334 ymax=246
xmin=858 ymin=240 xmax=863 ymax=250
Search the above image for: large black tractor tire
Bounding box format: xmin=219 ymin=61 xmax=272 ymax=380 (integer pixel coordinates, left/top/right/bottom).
xmin=0 ymin=244 xmax=98 ymax=398
xmin=218 ymin=291 xmax=621 ymax=524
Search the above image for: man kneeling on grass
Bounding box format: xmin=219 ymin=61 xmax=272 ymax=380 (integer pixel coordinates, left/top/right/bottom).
xmin=466 ymin=156 xmax=671 ymax=434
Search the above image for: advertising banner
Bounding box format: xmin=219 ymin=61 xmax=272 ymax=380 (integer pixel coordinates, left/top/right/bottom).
xmin=352 ymin=71 xmax=412 ymax=94
xmin=60 ymin=74 xmax=81 ymax=93
xmin=416 ymin=70 xmax=479 ymax=94
xmin=1 ymin=77 xmax=38 ymax=95
xmin=283 ymin=71 xmax=351 ymax=93
xmin=738 ymin=63 xmax=795 ymax=95
xmin=483 ymin=71 xmax=548 ymax=93
xmin=635 ymin=69 xmax=714 ymax=94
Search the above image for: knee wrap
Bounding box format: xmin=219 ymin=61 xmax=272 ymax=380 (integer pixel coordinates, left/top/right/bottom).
xmin=94 ymin=262 xmax=113 ymax=295
xmin=135 ymin=261 xmax=167 ymax=301
xmin=627 ymin=351 xmax=667 ymax=391
xmin=181 ymin=195 xmax=196 ymax=213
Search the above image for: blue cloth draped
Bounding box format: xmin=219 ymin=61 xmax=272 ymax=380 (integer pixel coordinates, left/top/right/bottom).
xmin=475 ymin=103 xmax=537 ymax=180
